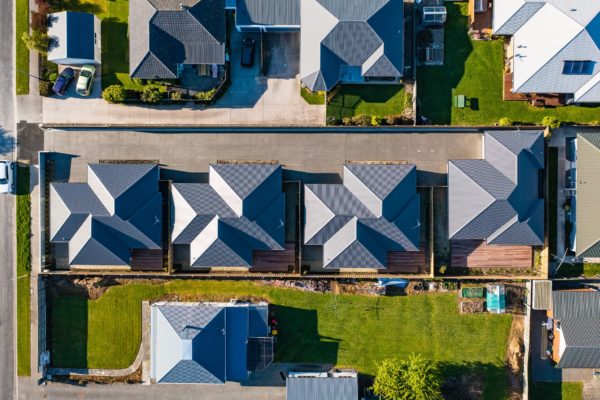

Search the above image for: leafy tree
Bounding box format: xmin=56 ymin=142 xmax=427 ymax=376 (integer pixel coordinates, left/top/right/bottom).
xmin=542 ymin=115 xmax=561 ymax=129
xmin=102 ymin=85 xmax=127 ymax=104
xmin=21 ymin=30 xmax=49 ymax=54
xmin=372 ymin=354 xmax=443 ymax=400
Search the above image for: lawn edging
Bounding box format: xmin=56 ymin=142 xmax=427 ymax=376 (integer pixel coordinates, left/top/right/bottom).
xmin=16 ymin=164 xmax=31 ymax=376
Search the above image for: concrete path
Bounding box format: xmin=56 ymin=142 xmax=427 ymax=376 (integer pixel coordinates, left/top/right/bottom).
xmin=48 ymin=302 xmax=150 ymax=378
xmin=583 ymin=380 xmax=600 ymax=400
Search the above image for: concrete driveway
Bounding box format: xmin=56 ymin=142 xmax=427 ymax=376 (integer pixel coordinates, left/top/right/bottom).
xmin=44 ymin=129 xmax=482 ymax=186
xmin=42 ymin=32 xmax=324 ymax=126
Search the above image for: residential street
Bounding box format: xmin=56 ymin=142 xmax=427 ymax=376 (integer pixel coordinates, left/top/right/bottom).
xmin=0 ymin=0 xmax=16 ymax=399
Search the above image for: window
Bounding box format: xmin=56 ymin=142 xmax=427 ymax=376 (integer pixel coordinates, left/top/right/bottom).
xmin=562 ymin=60 xmax=595 ymax=75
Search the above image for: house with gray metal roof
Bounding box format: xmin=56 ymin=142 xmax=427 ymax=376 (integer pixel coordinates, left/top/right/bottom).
xmin=171 ymin=163 xmax=285 ymax=270
xmin=572 ymin=132 xmax=600 ymax=260
xmin=49 ymin=164 xmax=163 ymax=270
xmin=300 ymin=0 xmax=404 ymax=92
xmin=493 ymin=1 xmax=600 ymax=103
xmin=448 ymin=131 xmax=544 ymax=256
xmin=47 ymin=11 xmax=101 ymax=65
xmin=549 ymin=290 xmax=600 ymax=369
xmin=150 ymin=301 xmax=273 ymax=384
xmin=129 ymin=0 xmax=226 ymax=79
xmin=235 ymin=0 xmax=300 ymax=31
xmin=287 ymin=371 xmax=358 ymax=400
xmin=304 ymin=163 xmax=420 ymax=271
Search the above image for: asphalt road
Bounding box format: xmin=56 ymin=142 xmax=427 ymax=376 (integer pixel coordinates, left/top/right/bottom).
xmin=0 ymin=0 xmax=17 ymax=399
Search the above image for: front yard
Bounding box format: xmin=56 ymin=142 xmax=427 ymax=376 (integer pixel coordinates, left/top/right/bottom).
xmin=50 ymin=280 xmax=512 ymax=398
xmin=417 ymin=3 xmax=600 ymax=125
xmin=327 ymin=84 xmax=412 ymax=121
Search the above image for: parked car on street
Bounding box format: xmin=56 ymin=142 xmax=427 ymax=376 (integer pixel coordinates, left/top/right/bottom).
xmin=52 ymin=67 xmax=75 ymax=96
xmin=0 ymin=161 xmax=15 ymax=194
xmin=241 ymin=38 xmax=255 ymax=67
xmin=76 ymin=65 xmax=96 ymax=96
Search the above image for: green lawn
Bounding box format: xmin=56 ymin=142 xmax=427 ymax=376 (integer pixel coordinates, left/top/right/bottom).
xmin=417 ymin=3 xmax=600 ymax=125
xmin=16 ymin=165 xmax=31 ymax=376
xmin=16 ymin=0 xmax=29 ymax=94
xmin=327 ymin=85 xmax=411 ymax=120
xmin=556 ymin=263 xmax=600 ymax=278
xmin=52 ymin=0 xmax=134 ymax=89
xmin=301 ymin=87 xmax=325 ymax=105
xmin=50 ymin=281 xmax=512 ymax=398
xmin=530 ymin=382 xmax=583 ymax=400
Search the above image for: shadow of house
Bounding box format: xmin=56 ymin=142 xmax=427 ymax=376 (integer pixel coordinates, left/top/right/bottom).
xmin=274 ymin=305 xmax=339 ymax=366
xmin=48 ymin=296 xmax=88 ymax=369
xmin=438 ymin=360 xmax=512 ymax=400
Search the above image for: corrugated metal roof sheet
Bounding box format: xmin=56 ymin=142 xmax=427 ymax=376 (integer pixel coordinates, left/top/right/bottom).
xmin=286 ymin=376 xmax=358 ymax=400
xmin=575 ymin=133 xmax=600 ymax=257
xmin=236 ymin=0 xmax=300 ymax=26
xmin=532 ymin=280 xmax=552 ymax=310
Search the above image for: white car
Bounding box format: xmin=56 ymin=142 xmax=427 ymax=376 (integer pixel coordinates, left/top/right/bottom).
xmin=0 ymin=161 xmax=15 ymax=194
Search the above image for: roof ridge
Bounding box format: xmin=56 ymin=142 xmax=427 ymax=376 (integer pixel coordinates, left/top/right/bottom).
xmin=186 ymin=5 xmax=222 ymax=45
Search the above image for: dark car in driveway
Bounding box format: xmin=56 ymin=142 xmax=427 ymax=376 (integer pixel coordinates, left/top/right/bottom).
xmin=241 ymin=38 xmax=255 ymax=67
xmin=52 ymin=67 xmax=75 ymax=96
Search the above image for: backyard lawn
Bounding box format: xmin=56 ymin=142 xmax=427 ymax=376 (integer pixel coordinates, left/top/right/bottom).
xmin=530 ymin=382 xmax=583 ymax=400
xmin=51 ymin=280 xmax=512 ymax=399
xmin=52 ymin=0 xmax=136 ymax=89
xmin=327 ymin=85 xmax=411 ymax=120
xmin=417 ymin=3 xmax=600 ymax=125
xmin=16 ymin=0 xmax=29 ymax=94
xmin=16 ymin=165 xmax=31 ymax=376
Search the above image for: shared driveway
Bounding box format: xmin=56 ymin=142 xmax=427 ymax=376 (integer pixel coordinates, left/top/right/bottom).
xmin=44 ymin=129 xmax=482 ymax=186
xmin=42 ymin=31 xmax=324 ymax=126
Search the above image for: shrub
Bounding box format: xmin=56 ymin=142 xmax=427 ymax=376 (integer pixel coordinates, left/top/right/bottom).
xmin=22 ymin=30 xmax=49 ymax=54
xmin=39 ymin=80 xmax=53 ymax=97
xmin=386 ymin=115 xmax=402 ymax=125
xmin=141 ymin=87 xmax=162 ymax=104
xmin=498 ymin=117 xmax=512 ymax=126
xmin=371 ymin=115 xmax=384 ymax=126
xmin=589 ymin=120 xmax=600 ymax=126
xmin=170 ymin=91 xmax=183 ymax=100
xmin=351 ymin=114 xmax=371 ymax=126
xmin=326 ymin=116 xmax=340 ymax=125
xmin=48 ymin=73 xmax=57 ymax=82
xmin=438 ymin=265 xmax=447 ymax=275
xmin=342 ymin=117 xmax=353 ymax=126
xmin=542 ymin=115 xmax=561 ymax=129
xmin=194 ymin=88 xmax=217 ymax=101
xmin=132 ymin=78 xmax=144 ymax=86
xmin=102 ymin=85 xmax=127 ymax=104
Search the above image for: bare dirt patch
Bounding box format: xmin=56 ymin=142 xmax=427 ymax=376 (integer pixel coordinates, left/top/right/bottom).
xmin=443 ymin=372 xmax=485 ymax=400
xmin=505 ymin=315 xmax=524 ymax=399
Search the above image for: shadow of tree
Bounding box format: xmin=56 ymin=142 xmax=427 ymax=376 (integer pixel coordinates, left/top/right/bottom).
xmin=50 ymin=0 xmax=103 ymax=14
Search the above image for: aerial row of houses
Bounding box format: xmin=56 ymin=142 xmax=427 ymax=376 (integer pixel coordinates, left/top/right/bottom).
xmin=47 ymin=0 xmax=600 ymax=104
xmin=48 ymin=130 xmax=552 ymax=274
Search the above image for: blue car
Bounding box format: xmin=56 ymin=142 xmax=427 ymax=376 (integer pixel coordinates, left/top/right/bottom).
xmin=52 ymin=67 xmax=75 ymax=96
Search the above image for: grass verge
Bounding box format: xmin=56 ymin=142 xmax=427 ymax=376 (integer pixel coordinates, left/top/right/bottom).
xmin=16 ymin=0 xmax=29 ymax=94
xmin=16 ymin=165 xmax=31 ymax=376
xmin=327 ymin=85 xmax=410 ymax=120
xmin=50 ymin=281 xmax=512 ymax=398
xmin=530 ymin=382 xmax=583 ymax=400
xmin=300 ymin=87 xmax=325 ymax=105
xmin=417 ymin=3 xmax=600 ymax=125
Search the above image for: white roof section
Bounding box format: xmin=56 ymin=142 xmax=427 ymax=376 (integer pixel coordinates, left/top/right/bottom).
xmin=300 ymin=0 xmax=338 ymax=85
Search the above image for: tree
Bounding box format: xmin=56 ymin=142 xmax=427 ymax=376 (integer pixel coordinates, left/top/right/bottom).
xmin=21 ymin=30 xmax=49 ymax=55
xmin=102 ymin=85 xmax=127 ymax=103
xmin=372 ymin=354 xmax=443 ymax=400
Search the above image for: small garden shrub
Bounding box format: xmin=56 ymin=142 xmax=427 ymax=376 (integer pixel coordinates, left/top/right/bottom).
xmin=141 ymin=87 xmax=162 ymax=104
xmin=194 ymin=88 xmax=217 ymax=101
xmin=352 ymin=114 xmax=371 ymax=126
xmin=498 ymin=117 xmax=512 ymax=126
xmin=542 ymin=115 xmax=561 ymax=129
xmin=170 ymin=91 xmax=183 ymax=101
xmin=38 ymin=80 xmax=53 ymax=97
xmin=102 ymin=85 xmax=127 ymax=104
xmin=48 ymin=73 xmax=57 ymax=82
xmin=342 ymin=117 xmax=353 ymax=126
xmin=371 ymin=116 xmax=383 ymax=126
xmin=386 ymin=115 xmax=402 ymax=125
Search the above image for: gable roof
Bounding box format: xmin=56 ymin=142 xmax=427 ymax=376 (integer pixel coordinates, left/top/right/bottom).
xmin=129 ymin=0 xmax=225 ymax=79
xmin=448 ymin=131 xmax=544 ymax=246
xmin=304 ymin=164 xmax=419 ymax=269
xmin=553 ymin=290 xmax=600 ymax=368
xmin=575 ymin=132 xmax=600 ymax=257
xmin=50 ymin=164 xmax=162 ymax=267
xmin=171 ymin=164 xmax=285 ymax=268
xmin=47 ymin=11 xmax=97 ymax=62
xmin=300 ymin=0 xmax=403 ymax=91
xmin=493 ymin=1 xmax=600 ymax=102
xmin=236 ymin=0 xmax=300 ymax=27
xmin=151 ymin=302 xmax=271 ymax=383
xmin=287 ymin=375 xmax=358 ymax=400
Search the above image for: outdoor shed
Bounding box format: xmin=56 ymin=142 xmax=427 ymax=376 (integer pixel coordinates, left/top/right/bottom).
xmin=47 ymin=11 xmax=101 ymax=65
